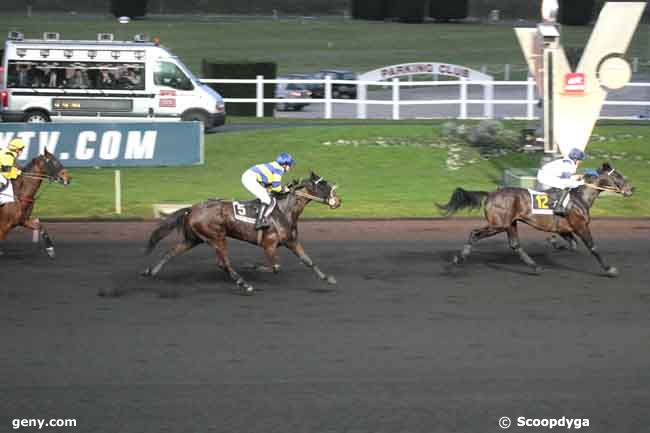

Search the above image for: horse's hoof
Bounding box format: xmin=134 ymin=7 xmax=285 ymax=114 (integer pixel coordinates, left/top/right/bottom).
xmin=533 ymin=266 xmax=544 ymax=275
xmin=141 ymin=268 xmax=152 ymax=277
xmin=606 ymin=267 xmax=619 ymax=278
xmin=452 ymin=255 xmax=463 ymax=265
xmin=241 ymin=285 xmax=255 ymax=296
xmin=45 ymin=247 xmax=55 ymax=259
xmin=326 ymin=275 xmax=337 ymax=285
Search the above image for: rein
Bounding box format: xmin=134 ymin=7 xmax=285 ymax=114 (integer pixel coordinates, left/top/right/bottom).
xmin=21 ymin=173 xmax=56 ymax=181
xmin=294 ymin=189 xmax=328 ymax=203
xmin=584 ymin=183 xmax=622 ymax=194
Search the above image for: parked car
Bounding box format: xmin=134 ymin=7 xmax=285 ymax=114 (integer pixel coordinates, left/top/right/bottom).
xmin=311 ymin=69 xmax=357 ymax=99
xmin=275 ymin=77 xmax=312 ymax=111
xmin=284 ymin=73 xmax=320 ymax=94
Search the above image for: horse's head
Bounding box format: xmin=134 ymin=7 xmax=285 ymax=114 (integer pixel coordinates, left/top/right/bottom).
xmin=587 ymin=162 xmax=633 ymax=197
xmin=294 ymin=172 xmax=341 ymax=209
xmin=29 ymin=149 xmax=71 ymax=185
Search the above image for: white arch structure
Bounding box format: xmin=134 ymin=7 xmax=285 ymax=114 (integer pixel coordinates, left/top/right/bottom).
xmin=356 ymin=62 xmax=495 ymax=119
xmin=358 ymin=62 xmax=493 ymax=82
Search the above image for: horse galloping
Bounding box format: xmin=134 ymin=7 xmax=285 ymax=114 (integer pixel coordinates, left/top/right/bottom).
xmin=143 ymin=172 xmax=342 ymax=294
xmin=0 ymin=149 xmax=72 ymax=257
xmin=437 ymin=163 xmax=633 ymax=276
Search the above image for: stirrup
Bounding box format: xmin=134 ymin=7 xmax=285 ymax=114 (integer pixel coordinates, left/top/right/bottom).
xmin=255 ymin=217 xmax=269 ymax=230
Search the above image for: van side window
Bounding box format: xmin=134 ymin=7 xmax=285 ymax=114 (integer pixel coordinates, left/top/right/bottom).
xmin=154 ymin=62 xmax=193 ymax=91
xmin=6 ymin=60 xmax=145 ymax=90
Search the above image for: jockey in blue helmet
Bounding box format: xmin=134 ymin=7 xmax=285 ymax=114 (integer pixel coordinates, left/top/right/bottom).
xmin=536 ymin=147 xmax=586 ymax=216
xmin=241 ymin=152 xmax=295 ymax=229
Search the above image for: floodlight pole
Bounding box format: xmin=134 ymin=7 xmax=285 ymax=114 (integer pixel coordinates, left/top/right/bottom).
xmin=540 ymin=23 xmax=560 ymax=155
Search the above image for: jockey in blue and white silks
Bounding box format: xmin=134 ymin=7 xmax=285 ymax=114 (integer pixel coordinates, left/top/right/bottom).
xmin=241 ymin=153 xmax=295 ymax=229
xmin=536 ymin=148 xmax=586 ymax=216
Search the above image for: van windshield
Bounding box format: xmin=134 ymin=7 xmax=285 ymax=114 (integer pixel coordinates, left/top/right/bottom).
xmin=154 ymin=61 xmax=193 ymax=91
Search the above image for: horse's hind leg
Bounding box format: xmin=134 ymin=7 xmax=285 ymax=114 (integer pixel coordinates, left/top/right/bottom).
xmin=211 ymin=237 xmax=254 ymax=295
xmin=507 ymin=223 xmax=542 ymax=274
xmin=142 ymin=240 xmax=199 ymax=277
xmin=453 ymin=226 xmax=504 ymax=264
xmin=548 ymin=232 xmax=578 ymax=251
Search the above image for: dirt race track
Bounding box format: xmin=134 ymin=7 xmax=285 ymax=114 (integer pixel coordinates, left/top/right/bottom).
xmin=1 ymin=219 xmax=649 ymax=433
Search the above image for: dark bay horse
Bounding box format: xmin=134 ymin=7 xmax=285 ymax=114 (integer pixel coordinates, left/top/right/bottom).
xmin=437 ymin=163 xmax=633 ymax=277
xmin=0 ymin=149 xmax=71 ymax=258
xmin=143 ymin=172 xmax=342 ymax=294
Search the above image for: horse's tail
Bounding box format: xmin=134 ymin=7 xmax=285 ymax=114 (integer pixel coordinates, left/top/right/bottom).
xmin=436 ymin=188 xmax=488 ymax=216
xmin=145 ymin=207 xmax=192 ymax=255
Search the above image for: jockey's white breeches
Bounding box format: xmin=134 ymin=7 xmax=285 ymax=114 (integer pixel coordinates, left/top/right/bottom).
xmin=241 ymin=170 xmax=271 ymax=205
xmin=0 ymin=176 xmax=15 ymax=204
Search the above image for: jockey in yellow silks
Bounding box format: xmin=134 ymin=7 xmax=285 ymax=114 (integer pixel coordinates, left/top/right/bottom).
xmin=241 ymin=153 xmax=295 ymax=229
xmin=0 ymin=138 xmax=25 ymax=205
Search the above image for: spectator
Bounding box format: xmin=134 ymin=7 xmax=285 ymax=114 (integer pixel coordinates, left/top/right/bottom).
xmin=17 ymin=64 xmax=31 ymax=87
xmin=99 ymin=69 xmax=115 ymax=89
xmin=68 ymin=69 xmax=88 ymax=89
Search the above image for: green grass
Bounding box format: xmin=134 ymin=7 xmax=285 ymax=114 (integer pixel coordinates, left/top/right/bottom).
xmin=2 ymin=12 xmax=650 ymax=76
xmin=32 ymin=120 xmax=650 ymax=219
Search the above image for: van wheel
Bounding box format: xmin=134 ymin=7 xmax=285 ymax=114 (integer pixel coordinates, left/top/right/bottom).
xmin=24 ymin=110 xmax=50 ymax=123
xmin=182 ymin=111 xmax=208 ymax=130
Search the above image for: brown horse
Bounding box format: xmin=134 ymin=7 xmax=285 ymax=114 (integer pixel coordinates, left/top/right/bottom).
xmin=437 ymin=163 xmax=633 ymax=277
xmin=0 ymin=149 xmax=71 ymax=258
xmin=143 ymin=172 xmax=342 ymax=294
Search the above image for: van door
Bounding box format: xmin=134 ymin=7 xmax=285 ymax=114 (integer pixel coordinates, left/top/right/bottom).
xmin=152 ymin=61 xmax=196 ymax=120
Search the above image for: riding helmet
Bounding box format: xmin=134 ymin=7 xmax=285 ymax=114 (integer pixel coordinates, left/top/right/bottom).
xmin=8 ymin=138 xmax=26 ymax=151
xmin=568 ymin=148 xmax=586 ymax=161
xmin=276 ymin=152 xmax=295 ymax=167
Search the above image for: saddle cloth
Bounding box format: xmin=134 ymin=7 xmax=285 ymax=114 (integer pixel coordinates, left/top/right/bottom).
xmin=232 ymin=199 xmax=262 ymax=224
xmin=527 ymin=189 xmax=555 ymax=215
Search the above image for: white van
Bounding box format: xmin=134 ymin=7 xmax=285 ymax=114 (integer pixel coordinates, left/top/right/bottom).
xmin=0 ymin=32 xmax=225 ymax=129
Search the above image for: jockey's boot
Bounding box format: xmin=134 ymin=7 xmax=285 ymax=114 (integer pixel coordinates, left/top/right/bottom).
xmin=255 ymin=203 xmax=270 ymax=230
xmin=553 ymin=188 xmax=571 ymax=216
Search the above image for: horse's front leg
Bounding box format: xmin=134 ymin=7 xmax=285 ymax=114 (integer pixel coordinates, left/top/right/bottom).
xmin=286 ymin=240 xmax=336 ymax=285
xmin=507 ymin=223 xmax=542 ymax=274
xmin=261 ymin=243 xmax=281 ymax=273
xmin=573 ymin=223 xmax=618 ymax=277
xmin=22 ymin=217 xmax=55 ymax=259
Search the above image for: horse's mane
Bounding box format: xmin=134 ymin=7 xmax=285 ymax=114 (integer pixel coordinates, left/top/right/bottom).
xmin=21 ymin=153 xmax=52 ymax=172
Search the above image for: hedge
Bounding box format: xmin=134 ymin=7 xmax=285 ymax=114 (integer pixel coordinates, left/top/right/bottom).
xmin=559 ymin=0 xmax=595 ymax=25
xmin=201 ymin=60 xmax=277 ymax=117
xmin=109 ymin=0 xmax=148 ymax=18
xmin=429 ymin=0 xmax=469 ymax=20
xmin=385 ymin=0 xmax=426 ymax=23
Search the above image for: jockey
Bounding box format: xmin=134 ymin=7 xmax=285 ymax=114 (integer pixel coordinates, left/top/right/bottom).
xmin=241 ymin=152 xmax=295 ymax=229
xmin=0 ymin=138 xmax=25 ymax=205
xmin=536 ymin=147 xmax=586 ymax=216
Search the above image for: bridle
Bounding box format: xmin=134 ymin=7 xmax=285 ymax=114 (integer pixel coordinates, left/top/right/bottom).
xmin=584 ymin=168 xmax=625 ymax=194
xmin=21 ymin=156 xmax=65 ymax=184
xmin=293 ymin=176 xmax=339 ymax=206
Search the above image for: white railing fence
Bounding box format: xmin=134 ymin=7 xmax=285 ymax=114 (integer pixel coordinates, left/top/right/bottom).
xmin=200 ymin=76 xmax=650 ymax=121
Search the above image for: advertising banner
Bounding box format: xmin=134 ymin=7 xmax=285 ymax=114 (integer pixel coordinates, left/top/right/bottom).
xmin=0 ymin=122 xmax=203 ymax=167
